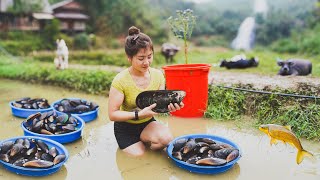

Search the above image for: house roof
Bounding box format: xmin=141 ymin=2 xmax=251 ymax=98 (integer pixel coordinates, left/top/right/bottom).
xmin=54 ymin=12 xmax=88 ymax=20
xmin=51 ymin=0 xmax=73 ymax=10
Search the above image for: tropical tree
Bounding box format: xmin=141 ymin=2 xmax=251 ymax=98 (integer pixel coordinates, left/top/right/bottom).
xmin=8 ymin=0 xmax=43 ymax=14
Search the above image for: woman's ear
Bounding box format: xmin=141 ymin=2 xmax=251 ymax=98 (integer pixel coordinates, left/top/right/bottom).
xmin=127 ymin=56 xmax=132 ymax=63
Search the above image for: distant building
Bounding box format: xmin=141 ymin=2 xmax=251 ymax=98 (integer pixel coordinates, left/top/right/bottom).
xmin=0 ymin=0 xmax=88 ymax=32
xmin=51 ymin=0 xmax=89 ymax=33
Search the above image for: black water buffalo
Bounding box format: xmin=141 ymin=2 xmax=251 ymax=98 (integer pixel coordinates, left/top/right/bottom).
xmin=161 ymin=43 xmax=180 ymax=63
xmin=277 ymin=59 xmax=312 ymax=76
xmin=220 ymin=57 xmax=259 ymax=69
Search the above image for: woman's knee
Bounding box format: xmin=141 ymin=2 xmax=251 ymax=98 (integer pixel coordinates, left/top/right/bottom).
xmin=160 ymin=134 xmax=173 ymax=146
xmin=123 ymin=142 xmax=146 ymax=157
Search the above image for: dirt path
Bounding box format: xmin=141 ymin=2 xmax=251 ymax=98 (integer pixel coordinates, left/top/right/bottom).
xmin=209 ymin=71 xmax=320 ymax=90
xmin=69 ymin=63 xmax=320 ymax=90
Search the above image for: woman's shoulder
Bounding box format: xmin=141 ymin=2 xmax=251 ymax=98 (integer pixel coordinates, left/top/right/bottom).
xmin=115 ymin=68 xmax=128 ymax=79
xmin=113 ymin=68 xmax=129 ymax=80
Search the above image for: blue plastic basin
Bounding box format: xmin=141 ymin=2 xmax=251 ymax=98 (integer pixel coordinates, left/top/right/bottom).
xmin=21 ymin=114 xmax=85 ymax=144
xmin=167 ymin=134 xmax=242 ymax=174
xmin=52 ymin=98 xmax=99 ymax=123
xmin=10 ymin=101 xmax=54 ymax=118
xmin=0 ymin=136 xmax=68 ymax=176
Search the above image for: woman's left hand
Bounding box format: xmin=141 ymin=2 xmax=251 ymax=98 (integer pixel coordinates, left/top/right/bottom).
xmin=168 ymin=102 xmax=184 ymax=112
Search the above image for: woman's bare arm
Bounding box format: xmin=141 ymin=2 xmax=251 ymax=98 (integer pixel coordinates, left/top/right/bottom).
xmin=108 ymin=87 xmax=157 ymax=121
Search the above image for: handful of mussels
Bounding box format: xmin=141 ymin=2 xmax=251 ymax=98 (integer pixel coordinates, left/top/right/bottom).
xmin=54 ymin=98 xmax=99 ymax=114
xmin=23 ymin=111 xmax=79 ymax=135
xmin=171 ymin=137 xmax=240 ymax=166
xmin=136 ymin=90 xmax=186 ymax=113
xmin=0 ymin=138 xmax=66 ymax=168
xmin=12 ymin=97 xmax=50 ymax=109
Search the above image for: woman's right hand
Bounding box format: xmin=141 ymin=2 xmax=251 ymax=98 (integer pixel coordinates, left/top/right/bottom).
xmin=138 ymin=103 xmax=158 ymax=119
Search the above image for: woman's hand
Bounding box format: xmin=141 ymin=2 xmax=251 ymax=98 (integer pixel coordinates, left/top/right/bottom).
xmin=138 ymin=103 xmax=158 ymax=119
xmin=168 ymin=102 xmax=184 ymax=113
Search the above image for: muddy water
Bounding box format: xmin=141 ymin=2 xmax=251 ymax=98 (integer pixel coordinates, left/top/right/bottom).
xmin=0 ymin=79 xmax=319 ymax=180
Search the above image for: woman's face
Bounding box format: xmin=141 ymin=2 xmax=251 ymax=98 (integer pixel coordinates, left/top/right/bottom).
xmin=129 ymin=47 xmax=153 ymax=73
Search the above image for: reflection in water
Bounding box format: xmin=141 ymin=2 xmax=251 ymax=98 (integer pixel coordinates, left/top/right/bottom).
xmin=0 ymin=79 xmax=319 ymax=179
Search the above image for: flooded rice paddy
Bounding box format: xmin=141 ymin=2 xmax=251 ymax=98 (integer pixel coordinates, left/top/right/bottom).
xmin=0 ymin=79 xmax=319 ymax=180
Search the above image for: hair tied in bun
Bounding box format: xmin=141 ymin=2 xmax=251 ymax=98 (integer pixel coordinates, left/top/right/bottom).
xmin=128 ymin=26 xmax=140 ymax=36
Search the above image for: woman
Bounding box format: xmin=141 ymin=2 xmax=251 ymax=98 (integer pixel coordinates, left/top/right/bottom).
xmin=108 ymin=26 xmax=184 ymax=156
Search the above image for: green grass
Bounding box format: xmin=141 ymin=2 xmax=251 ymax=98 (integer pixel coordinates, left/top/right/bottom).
xmin=32 ymin=47 xmax=320 ymax=77
xmin=205 ymin=85 xmax=320 ymax=140
xmin=170 ymin=47 xmax=320 ymax=77
xmin=0 ymin=56 xmax=116 ymax=94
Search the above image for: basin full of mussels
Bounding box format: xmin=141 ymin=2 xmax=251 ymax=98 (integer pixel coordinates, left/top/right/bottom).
xmin=10 ymin=97 xmax=53 ymax=118
xmin=53 ymin=98 xmax=99 ymax=123
xmin=21 ymin=111 xmax=85 ymax=144
xmin=0 ymin=136 xmax=68 ymax=176
xmin=167 ymin=134 xmax=241 ymax=174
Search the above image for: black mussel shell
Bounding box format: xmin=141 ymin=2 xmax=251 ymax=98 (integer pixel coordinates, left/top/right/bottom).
xmin=196 ymin=157 xmax=227 ymax=166
xmin=0 ymin=141 xmax=14 ymax=154
xmin=0 ymin=154 xmax=10 ymax=163
xmin=23 ymin=160 xmax=54 ymax=168
xmin=172 ymin=138 xmax=188 ymax=152
xmin=226 ymin=149 xmax=239 ymax=162
xmin=214 ymin=148 xmax=235 ymax=159
xmin=69 ymin=99 xmax=82 ymax=106
xmin=53 ymin=154 xmax=66 ymax=165
xmin=49 ymin=147 xmax=58 ymax=158
xmin=25 ymin=112 xmax=41 ymax=123
xmin=74 ymin=105 xmax=90 ymax=113
xmin=136 ymin=90 xmax=186 ymax=113
xmin=35 ymin=140 xmax=49 ymax=154
xmin=12 ymin=102 xmax=23 ymax=108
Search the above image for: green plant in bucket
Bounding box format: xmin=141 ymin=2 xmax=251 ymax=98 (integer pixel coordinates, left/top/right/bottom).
xmin=167 ymin=9 xmax=196 ymax=64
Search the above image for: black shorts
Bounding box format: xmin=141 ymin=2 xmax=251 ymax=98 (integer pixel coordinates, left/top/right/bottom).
xmin=114 ymin=118 xmax=156 ymax=149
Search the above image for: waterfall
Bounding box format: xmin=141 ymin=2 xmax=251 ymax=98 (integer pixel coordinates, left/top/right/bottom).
xmin=231 ymin=0 xmax=268 ymax=51
xmin=231 ymin=17 xmax=256 ymax=51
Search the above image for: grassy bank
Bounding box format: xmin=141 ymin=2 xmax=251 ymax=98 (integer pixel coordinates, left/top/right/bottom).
xmin=206 ymin=85 xmax=320 ymax=140
xmin=0 ymin=57 xmax=116 ymax=94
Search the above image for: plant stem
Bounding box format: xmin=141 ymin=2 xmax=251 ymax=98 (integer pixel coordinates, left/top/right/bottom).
xmin=184 ymin=21 xmax=188 ymax=64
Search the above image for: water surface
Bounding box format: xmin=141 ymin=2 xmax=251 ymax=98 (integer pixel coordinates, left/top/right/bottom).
xmin=0 ymin=79 xmax=319 ymax=180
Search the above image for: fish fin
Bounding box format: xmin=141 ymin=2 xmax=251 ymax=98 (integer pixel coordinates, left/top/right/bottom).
xmin=287 ymin=142 xmax=296 ymax=148
xmin=270 ymin=138 xmax=278 ymax=145
xmin=296 ymin=149 xmax=313 ymax=164
xmin=284 ymin=125 xmax=292 ymax=131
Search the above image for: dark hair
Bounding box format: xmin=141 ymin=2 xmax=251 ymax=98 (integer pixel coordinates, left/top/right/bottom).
xmin=125 ymin=26 xmax=153 ymax=58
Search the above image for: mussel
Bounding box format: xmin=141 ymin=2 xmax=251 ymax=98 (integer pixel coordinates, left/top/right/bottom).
xmin=136 ymin=90 xmax=186 ymax=113
xmin=0 ymin=138 xmax=66 ymax=168
xmin=171 ymin=137 xmax=240 ymax=167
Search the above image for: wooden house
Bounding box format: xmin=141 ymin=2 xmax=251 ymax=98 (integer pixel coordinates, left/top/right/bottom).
xmin=0 ymin=0 xmax=88 ymax=33
xmin=51 ymin=0 xmax=89 ymax=33
xmin=0 ymin=0 xmax=53 ymax=31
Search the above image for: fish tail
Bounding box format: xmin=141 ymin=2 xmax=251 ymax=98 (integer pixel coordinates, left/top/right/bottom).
xmin=296 ymin=149 xmax=313 ymax=164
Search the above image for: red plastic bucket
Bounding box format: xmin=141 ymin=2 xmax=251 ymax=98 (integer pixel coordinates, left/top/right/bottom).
xmin=162 ymin=64 xmax=211 ymax=117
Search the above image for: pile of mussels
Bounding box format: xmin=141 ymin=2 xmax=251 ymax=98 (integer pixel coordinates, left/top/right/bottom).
xmin=171 ymin=137 xmax=240 ymax=166
xmin=12 ymin=97 xmax=50 ymax=109
xmin=23 ymin=111 xmax=79 ymax=135
xmin=54 ymin=99 xmax=99 ymax=114
xmin=0 ymin=138 xmax=66 ymax=168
